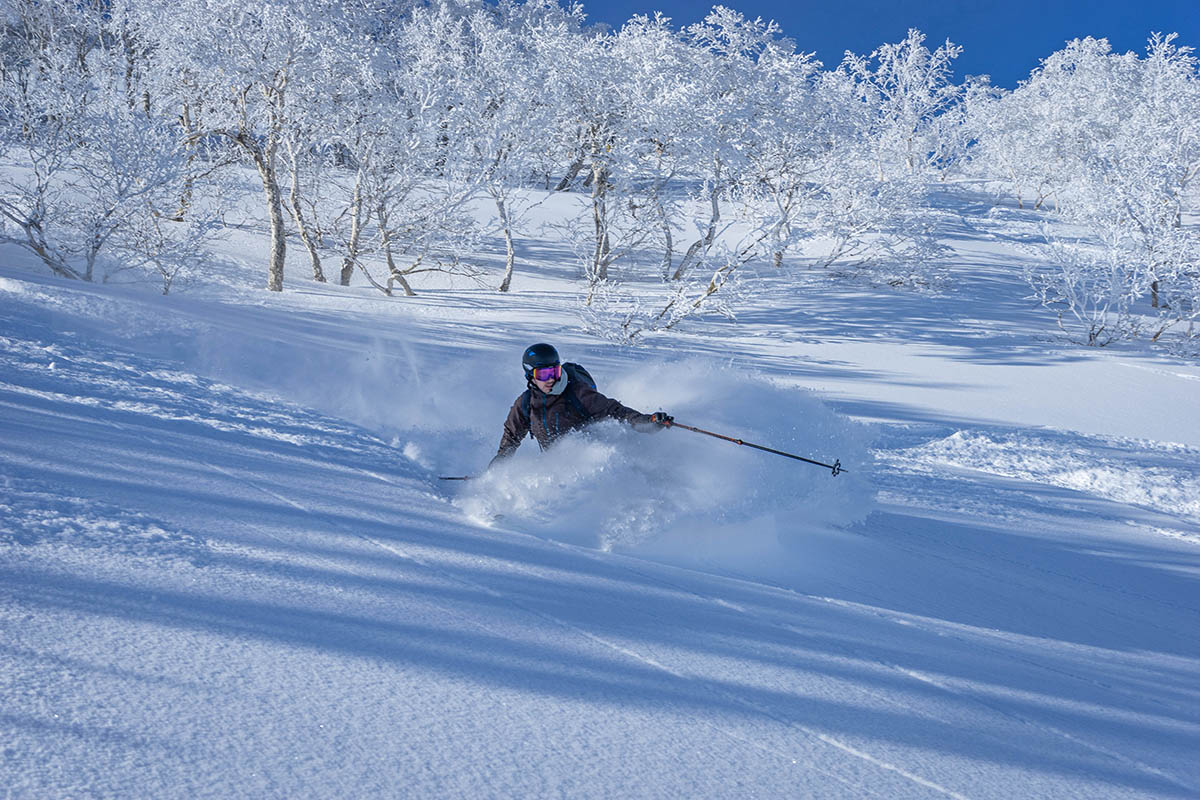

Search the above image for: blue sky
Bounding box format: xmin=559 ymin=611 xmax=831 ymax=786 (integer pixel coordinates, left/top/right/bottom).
xmin=576 ymin=0 xmax=1200 ymax=87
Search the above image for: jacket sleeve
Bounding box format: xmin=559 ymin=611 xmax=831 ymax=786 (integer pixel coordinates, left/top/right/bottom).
xmin=573 ymin=384 xmax=652 ymax=426
xmin=490 ymin=395 xmax=530 ymax=465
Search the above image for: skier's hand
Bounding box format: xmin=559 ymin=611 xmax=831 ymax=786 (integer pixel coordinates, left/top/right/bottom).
xmin=650 ymin=411 xmax=674 ymax=428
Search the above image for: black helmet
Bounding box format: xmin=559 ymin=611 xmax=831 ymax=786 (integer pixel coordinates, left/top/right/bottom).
xmin=522 ymin=342 xmax=559 ymax=379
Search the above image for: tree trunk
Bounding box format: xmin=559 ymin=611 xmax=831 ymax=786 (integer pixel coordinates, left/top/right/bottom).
xmin=554 ymin=156 xmax=585 ymax=191
xmin=286 ymin=140 xmax=326 ymax=282
xmin=377 ymin=203 xmax=415 ymax=297
xmin=656 ymin=197 xmax=673 ymax=281
xmin=494 ymin=191 xmax=516 ymax=292
xmin=83 ymin=209 xmax=118 ymax=282
xmin=590 ymin=165 xmax=610 ymax=283
xmin=84 ymin=242 xmax=97 ymax=282
xmin=253 ymin=148 xmax=287 ymax=292
xmin=384 ymin=254 xmax=417 ymax=297
xmin=226 ymin=88 xmax=288 ymax=292
xmin=258 ymin=79 xmax=289 ymax=291
xmin=1007 ymin=167 xmax=1023 ymax=209
xmin=339 ymin=169 xmax=365 ymax=286
xmin=171 ymin=105 xmax=196 ymax=222
xmin=42 ymin=243 xmax=80 ymax=280
xmin=673 ymin=189 xmax=720 ymax=281
xmin=5 ymin=204 xmax=82 ymax=279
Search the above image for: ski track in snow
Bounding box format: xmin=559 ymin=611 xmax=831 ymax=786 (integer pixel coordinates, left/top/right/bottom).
xmin=549 ymin=537 xmax=1200 ymax=797
xmin=785 ymin=574 xmax=1199 ymax=794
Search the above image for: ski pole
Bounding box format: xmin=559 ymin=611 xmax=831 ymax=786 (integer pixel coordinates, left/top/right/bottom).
xmin=438 ymin=476 xmax=473 ymax=481
xmin=664 ymin=420 xmax=845 ymax=476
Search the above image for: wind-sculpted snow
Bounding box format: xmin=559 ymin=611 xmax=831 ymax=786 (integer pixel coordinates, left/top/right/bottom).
xmin=888 ymin=429 xmax=1200 ymax=534
xmin=457 ymin=361 xmax=875 ymax=566
xmin=0 ymin=474 xmax=207 ymax=563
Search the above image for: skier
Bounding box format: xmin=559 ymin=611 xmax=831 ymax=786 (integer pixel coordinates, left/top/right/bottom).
xmin=490 ymin=342 xmax=672 ymax=466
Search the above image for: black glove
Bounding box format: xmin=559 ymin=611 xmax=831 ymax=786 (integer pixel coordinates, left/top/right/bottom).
xmin=649 ymin=411 xmax=674 ymax=427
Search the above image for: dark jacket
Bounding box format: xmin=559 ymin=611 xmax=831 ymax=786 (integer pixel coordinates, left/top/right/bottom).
xmin=493 ymin=376 xmax=652 ymax=462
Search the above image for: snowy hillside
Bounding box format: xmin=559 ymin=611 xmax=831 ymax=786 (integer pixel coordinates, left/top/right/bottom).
xmin=3 ymin=181 xmax=1200 ymax=798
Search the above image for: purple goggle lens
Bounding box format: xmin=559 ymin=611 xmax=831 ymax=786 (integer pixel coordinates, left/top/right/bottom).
xmin=532 ymin=365 xmax=561 ymax=382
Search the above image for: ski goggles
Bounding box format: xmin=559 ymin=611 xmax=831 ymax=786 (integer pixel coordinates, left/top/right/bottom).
xmin=530 ymin=364 xmax=562 ymax=382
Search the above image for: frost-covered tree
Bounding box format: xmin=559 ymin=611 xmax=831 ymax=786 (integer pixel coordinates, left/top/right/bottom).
xmin=457 ymin=0 xmax=582 ymax=292
xmin=800 ymin=66 xmax=947 ymax=280
xmin=1025 ymin=224 xmax=1153 ymax=346
xmin=966 ymin=37 xmax=1124 ymax=212
xmin=327 ymin=0 xmax=486 ymax=296
xmin=841 ymin=28 xmax=964 ymax=178
xmin=0 ymin=0 xmax=219 ymax=286
xmin=559 ymin=11 xmax=714 ymax=301
xmin=577 ymin=8 xmax=777 ymax=337
xmin=142 ymin=0 xmax=362 ymax=292
xmin=981 ymin=36 xmax=1200 ymax=347
xmin=657 ymin=8 xmax=764 ymax=285
xmin=539 ymin=24 xmax=628 ymax=287
xmin=1124 ymin=33 xmax=1200 ymax=328
xmin=582 ymin=16 xmax=954 ymax=343
xmin=584 ymin=9 xmax=825 ymax=339
xmin=596 ymin=13 xmax=701 ymax=286
xmin=0 ymin=0 xmax=97 ymax=279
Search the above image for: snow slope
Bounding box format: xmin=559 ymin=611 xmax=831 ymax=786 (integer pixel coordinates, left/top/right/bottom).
xmin=3 ymin=189 xmax=1200 ymax=798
